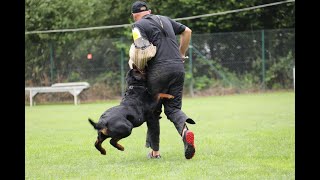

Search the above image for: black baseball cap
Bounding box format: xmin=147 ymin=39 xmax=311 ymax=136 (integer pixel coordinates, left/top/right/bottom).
xmin=131 ymin=1 xmax=149 ymax=13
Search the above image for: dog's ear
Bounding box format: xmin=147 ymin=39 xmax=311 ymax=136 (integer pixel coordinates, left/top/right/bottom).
xmin=128 ymin=64 xmax=145 ymax=81
xmin=132 ymin=70 xmax=142 ymax=80
xmin=126 ymin=68 xmax=134 ymax=79
xmin=132 ymin=63 xmax=138 ymax=70
xmin=132 ymin=63 xmax=145 ymax=74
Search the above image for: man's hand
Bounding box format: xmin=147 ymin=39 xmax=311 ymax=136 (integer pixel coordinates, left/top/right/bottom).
xmin=181 ymin=56 xmax=189 ymax=63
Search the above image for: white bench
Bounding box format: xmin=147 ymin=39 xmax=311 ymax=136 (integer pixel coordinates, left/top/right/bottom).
xmin=25 ymin=82 xmax=90 ymax=106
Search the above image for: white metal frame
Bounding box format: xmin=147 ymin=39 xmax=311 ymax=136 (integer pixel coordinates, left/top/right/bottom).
xmin=25 ymin=82 xmax=90 ymax=106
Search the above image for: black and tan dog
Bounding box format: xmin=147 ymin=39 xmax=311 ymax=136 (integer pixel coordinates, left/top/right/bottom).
xmin=88 ymin=65 xmax=174 ymax=155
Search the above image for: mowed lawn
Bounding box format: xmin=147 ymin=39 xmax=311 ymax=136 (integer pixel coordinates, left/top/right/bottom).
xmin=25 ymin=91 xmax=295 ymax=179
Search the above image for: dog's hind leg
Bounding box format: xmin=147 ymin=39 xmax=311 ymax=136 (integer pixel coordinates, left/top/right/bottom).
xmin=110 ymin=138 xmax=125 ymax=151
xmin=95 ymin=128 xmax=109 ymax=155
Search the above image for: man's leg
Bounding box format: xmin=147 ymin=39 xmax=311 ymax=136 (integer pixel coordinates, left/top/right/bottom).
xmin=145 ymin=69 xmax=167 ymax=158
xmin=163 ymin=72 xmax=194 ymax=134
xmin=163 ymin=71 xmax=196 ymax=159
xmin=145 ymin=103 xmax=162 ymax=157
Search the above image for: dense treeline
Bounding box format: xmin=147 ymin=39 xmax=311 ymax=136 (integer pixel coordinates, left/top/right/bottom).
xmin=26 ymin=0 xmax=295 ymax=36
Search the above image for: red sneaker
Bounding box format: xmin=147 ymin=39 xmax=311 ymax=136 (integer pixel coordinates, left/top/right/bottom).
xmin=183 ymin=130 xmax=195 ymax=159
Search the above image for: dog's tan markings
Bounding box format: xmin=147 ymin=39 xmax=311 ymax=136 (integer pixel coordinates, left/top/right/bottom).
xmin=116 ymin=143 xmax=125 ymax=151
xmin=157 ymin=93 xmax=175 ymax=101
xmin=100 ymin=128 xmax=108 ymax=135
xmin=95 ymin=139 xmax=106 ymax=155
xmin=111 ymin=138 xmax=125 ymax=151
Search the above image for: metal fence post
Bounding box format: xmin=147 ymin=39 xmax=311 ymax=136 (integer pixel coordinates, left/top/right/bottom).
xmin=189 ymin=36 xmax=194 ymax=97
xmin=293 ymin=66 xmax=295 ymax=92
xmin=261 ymin=30 xmax=266 ymax=90
xmin=49 ymin=41 xmax=54 ymax=84
xmin=120 ymin=38 xmax=125 ymax=97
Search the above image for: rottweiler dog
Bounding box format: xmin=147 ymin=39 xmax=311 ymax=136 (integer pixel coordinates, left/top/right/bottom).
xmin=88 ymin=65 xmax=174 ymax=155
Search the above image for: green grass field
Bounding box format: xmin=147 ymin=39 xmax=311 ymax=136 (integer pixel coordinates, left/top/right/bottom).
xmin=25 ymin=91 xmax=295 ymax=179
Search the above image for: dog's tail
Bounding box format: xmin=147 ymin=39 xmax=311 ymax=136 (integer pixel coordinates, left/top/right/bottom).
xmin=88 ymin=118 xmax=108 ymax=136
xmin=88 ymin=118 xmax=98 ymax=130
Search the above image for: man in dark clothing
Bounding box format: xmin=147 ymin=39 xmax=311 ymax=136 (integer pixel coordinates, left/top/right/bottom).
xmin=130 ymin=1 xmax=196 ymax=159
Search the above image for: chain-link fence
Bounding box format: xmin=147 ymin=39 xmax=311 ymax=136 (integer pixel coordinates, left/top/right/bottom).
xmin=25 ymin=28 xmax=295 ymax=104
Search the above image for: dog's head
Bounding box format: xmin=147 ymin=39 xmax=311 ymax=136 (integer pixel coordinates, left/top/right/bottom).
xmin=126 ymin=64 xmax=146 ymax=86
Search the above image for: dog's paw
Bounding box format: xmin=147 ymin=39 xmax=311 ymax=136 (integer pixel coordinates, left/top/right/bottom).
xmin=117 ymin=144 xmax=125 ymax=151
xmin=100 ymin=149 xmax=106 ymax=155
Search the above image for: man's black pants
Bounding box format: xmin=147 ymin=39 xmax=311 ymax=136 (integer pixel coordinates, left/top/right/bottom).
xmin=145 ymin=64 xmax=191 ymax=151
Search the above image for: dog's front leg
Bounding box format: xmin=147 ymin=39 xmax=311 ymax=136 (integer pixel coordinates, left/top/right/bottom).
xmin=110 ymin=138 xmax=125 ymax=151
xmin=95 ymin=129 xmax=109 ymax=155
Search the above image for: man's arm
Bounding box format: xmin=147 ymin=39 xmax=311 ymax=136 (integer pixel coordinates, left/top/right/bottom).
xmin=179 ymin=27 xmax=192 ymax=59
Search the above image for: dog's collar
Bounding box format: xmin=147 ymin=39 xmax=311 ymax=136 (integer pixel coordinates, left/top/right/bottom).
xmin=128 ymin=85 xmax=147 ymax=90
